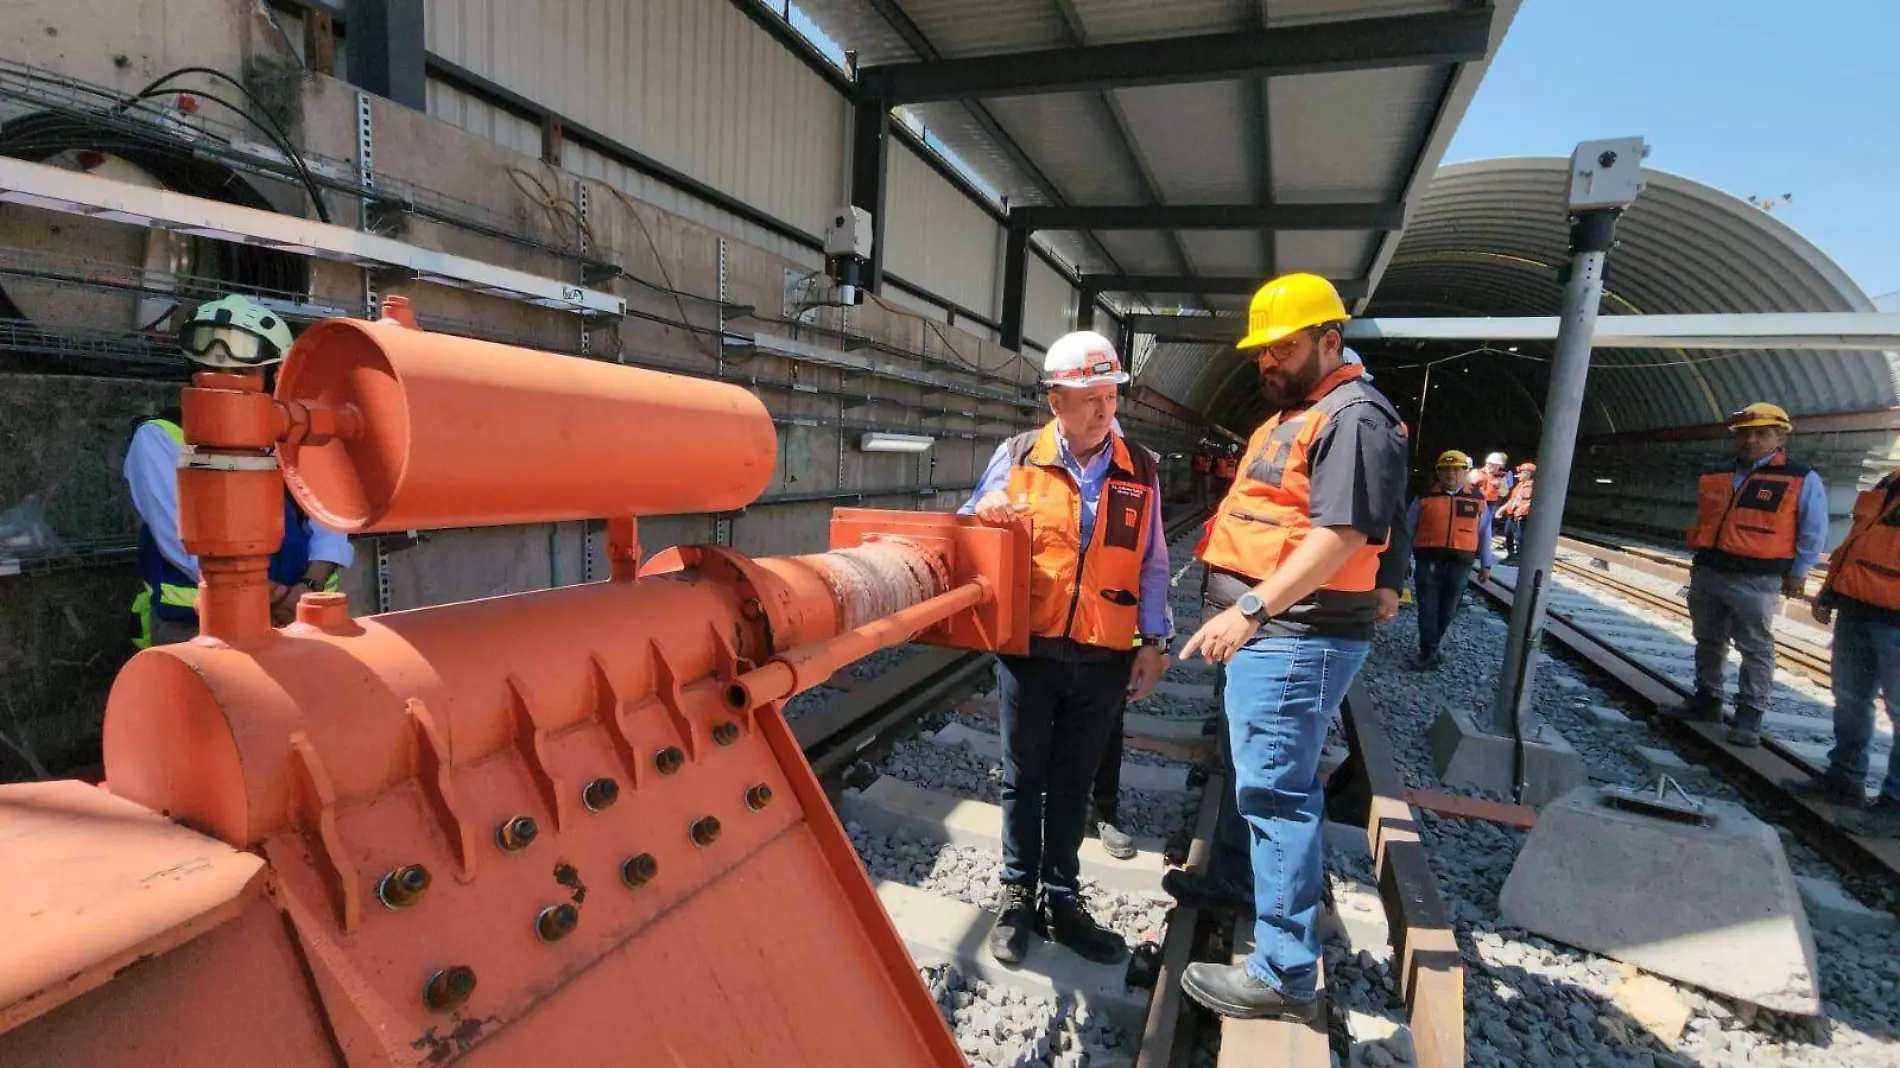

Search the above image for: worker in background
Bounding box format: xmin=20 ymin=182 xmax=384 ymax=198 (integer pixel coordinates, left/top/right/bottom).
xmin=1796 ymin=470 xmax=1900 ymax=834
xmin=962 ymin=329 xmax=1171 ymax=967
xmin=1191 ymin=445 xmax=1214 ymax=507
xmin=1173 ymin=274 xmax=1406 ymax=1022
xmin=1212 ymin=444 xmax=1240 ymax=499
xmin=1468 ymin=451 xmax=1514 ymax=520
xmin=125 ymin=296 xmax=352 ymax=649
xmin=1678 ymin=403 xmax=1828 ymax=746
xmin=1498 ymin=461 xmax=1537 ymax=561
xmin=1408 ymin=451 xmax=1494 ymax=668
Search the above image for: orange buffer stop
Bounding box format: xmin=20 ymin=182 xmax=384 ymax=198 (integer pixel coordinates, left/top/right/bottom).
xmin=0 ymin=299 xmax=1027 ymax=1067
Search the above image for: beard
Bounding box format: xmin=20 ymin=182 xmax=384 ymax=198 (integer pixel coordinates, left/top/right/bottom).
xmin=1258 ymin=357 xmax=1324 ymax=410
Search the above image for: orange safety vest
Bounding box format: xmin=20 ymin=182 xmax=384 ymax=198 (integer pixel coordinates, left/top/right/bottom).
xmin=1192 ymin=454 xmax=1212 ymax=474
xmin=1471 ymin=468 xmax=1507 ymax=504
xmin=1213 ymin=456 xmax=1239 ymax=480
xmin=1687 ymin=450 xmax=1811 ymax=574
xmin=1499 ymin=478 xmax=1534 ymax=519
xmin=1002 ymin=422 xmax=1157 ymax=650
xmin=1197 ymin=363 xmax=1399 ymax=594
xmin=1824 ymin=473 xmax=1900 ymax=611
xmin=1414 ymin=489 xmax=1484 ymax=554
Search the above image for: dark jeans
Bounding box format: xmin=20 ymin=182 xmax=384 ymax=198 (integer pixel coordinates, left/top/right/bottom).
xmin=998 ymin=650 xmax=1134 ymax=900
xmin=1093 ymin=699 xmax=1125 ymax=821
xmin=1414 ymin=552 xmax=1475 ymax=656
xmin=1501 ymin=516 xmax=1522 ymax=558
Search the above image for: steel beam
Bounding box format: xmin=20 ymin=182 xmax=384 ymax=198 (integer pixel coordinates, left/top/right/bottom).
xmin=1087 ymin=275 xmax=1366 ymax=300
xmin=344 ymin=0 xmax=426 ymax=110
xmin=851 ymin=95 xmax=892 ymax=293
xmin=1013 ymin=202 xmax=1403 ymax=232
xmin=858 ymin=9 xmax=1493 ymax=103
xmin=1127 ymin=311 xmax=1900 ymax=350
xmin=1000 ymin=226 xmax=1030 ymax=352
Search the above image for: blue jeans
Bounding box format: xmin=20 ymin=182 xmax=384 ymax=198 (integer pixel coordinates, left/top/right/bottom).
xmin=1413 ymin=552 xmax=1474 ymax=656
xmin=1224 ymin=633 xmax=1371 ymax=998
xmin=1829 ymin=607 xmax=1900 ymax=803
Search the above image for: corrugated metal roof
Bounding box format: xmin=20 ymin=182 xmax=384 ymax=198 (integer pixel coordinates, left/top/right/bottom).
xmin=1269 ymin=66 xmax=1443 ymax=201
xmin=1112 ymin=81 xmax=1256 ymax=204
xmin=1365 ymin=158 xmax=1900 ymax=435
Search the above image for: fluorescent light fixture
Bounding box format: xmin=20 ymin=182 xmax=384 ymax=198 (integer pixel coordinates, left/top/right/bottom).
xmin=860 ymin=432 xmax=935 ymax=453
xmin=1595 ymin=478 xmax=1614 ymax=484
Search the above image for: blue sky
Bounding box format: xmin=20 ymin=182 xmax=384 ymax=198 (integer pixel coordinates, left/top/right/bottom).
xmin=1444 ymin=0 xmax=1900 ymax=301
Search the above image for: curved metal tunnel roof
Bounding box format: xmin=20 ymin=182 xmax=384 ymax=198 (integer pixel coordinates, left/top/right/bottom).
xmin=1146 ymin=157 xmax=1900 ymax=438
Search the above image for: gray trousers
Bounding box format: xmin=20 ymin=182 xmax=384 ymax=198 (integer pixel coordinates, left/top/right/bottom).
xmin=1686 ymin=566 xmax=1780 ymax=708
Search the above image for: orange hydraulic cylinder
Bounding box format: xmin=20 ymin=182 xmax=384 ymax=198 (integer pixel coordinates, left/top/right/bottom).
xmin=273 ymin=309 xmax=776 ymax=533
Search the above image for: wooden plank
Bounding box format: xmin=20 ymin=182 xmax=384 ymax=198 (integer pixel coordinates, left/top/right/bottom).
xmin=1405 ymin=786 xmax=1537 ymax=830
xmin=1216 ymin=919 xmax=1330 ymax=1068
xmin=1134 ymin=774 xmax=1225 ymax=1068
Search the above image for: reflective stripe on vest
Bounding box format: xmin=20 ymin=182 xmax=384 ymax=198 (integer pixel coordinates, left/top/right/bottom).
xmin=1414 ymin=490 xmax=1483 ymax=553
xmin=1197 ymin=363 xmax=1396 ymax=594
xmin=1687 ymin=451 xmax=1809 ymax=568
xmin=1003 ymin=423 xmax=1155 ymax=650
xmin=1825 ymin=474 xmax=1900 ymax=611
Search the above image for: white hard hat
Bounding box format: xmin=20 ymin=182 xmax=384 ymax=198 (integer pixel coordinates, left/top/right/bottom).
xmin=1485 ymin=452 xmax=1508 ymax=466
xmin=1042 ymin=330 xmax=1130 ymax=389
xmin=1341 ymin=345 xmax=1372 ymax=381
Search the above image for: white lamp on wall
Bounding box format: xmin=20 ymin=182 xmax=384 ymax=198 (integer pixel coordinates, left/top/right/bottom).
xmin=859 ymin=432 xmax=935 ymax=453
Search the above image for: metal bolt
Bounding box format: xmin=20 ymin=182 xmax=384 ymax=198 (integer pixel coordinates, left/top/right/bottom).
xmin=690 ymin=816 xmax=722 ymax=847
xmin=496 ymin=815 xmax=538 ymax=853
xmin=744 ymin=783 xmax=773 ymax=811
xmin=535 ymin=903 xmax=580 ymax=942
xmin=423 ymin=965 xmax=477 ymax=1013
xmin=712 ymin=722 xmax=740 ymax=746
xmin=377 ymin=863 xmax=432 ymax=909
xmin=582 ymin=777 xmax=620 ymax=812
xmin=653 ymin=746 xmax=685 ymax=775
xmin=621 ymin=853 xmax=659 ymax=887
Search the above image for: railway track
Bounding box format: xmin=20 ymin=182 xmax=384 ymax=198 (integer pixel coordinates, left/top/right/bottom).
xmin=1474 ymin=564 xmax=1900 ymax=889
xmin=784 ymin=507 xmax=1464 ymax=1067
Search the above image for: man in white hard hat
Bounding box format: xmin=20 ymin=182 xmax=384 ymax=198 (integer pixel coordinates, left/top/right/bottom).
xmin=962 ymin=330 xmax=1172 ymax=967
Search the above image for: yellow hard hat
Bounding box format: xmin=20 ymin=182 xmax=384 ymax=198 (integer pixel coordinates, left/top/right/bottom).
xmin=1238 ymin=273 xmax=1349 ymax=351
xmin=1727 ymin=402 xmax=1792 ymax=432
xmin=1436 ymin=450 xmax=1472 ymax=469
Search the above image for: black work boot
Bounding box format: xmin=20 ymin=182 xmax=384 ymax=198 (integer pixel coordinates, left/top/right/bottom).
xmin=1840 ymin=796 xmax=1900 ymax=839
xmin=1043 ymin=894 xmax=1126 ymax=964
xmin=988 ymin=884 xmax=1037 ymax=965
xmin=1181 ymin=962 xmax=1319 ymax=1021
xmin=1783 ymin=769 xmax=1867 ymax=808
xmin=1726 ymin=704 xmax=1766 ymax=747
xmin=1162 ymin=869 xmax=1249 ymax=912
xmin=1675 ymin=688 xmax=1723 ymax=723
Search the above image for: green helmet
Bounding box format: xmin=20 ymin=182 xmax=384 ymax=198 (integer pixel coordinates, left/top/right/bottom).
xmin=179 ymin=295 xmax=295 ymax=369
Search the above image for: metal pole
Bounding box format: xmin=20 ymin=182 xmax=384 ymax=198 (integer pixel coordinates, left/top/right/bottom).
xmin=1485 ymin=207 xmax=1621 ymax=734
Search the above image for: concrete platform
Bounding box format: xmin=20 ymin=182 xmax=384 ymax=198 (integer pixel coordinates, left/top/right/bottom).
xmin=873 ymin=879 xmax=1152 ymax=1040
xmin=1427 ymin=706 xmax=1585 ymax=809
xmin=841 ymin=776 xmax=1168 ymax=894
xmin=1795 ymin=876 xmax=1899 ymax=933
xmin=1499 ymin=785 xmax=1821 ymax=1015
xmin=926 ymin=723 xmax=1191 ymax=794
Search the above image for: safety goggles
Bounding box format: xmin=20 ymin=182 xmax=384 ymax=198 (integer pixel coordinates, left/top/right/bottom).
xmin=178 ymin=323 xmax=280 ymax=366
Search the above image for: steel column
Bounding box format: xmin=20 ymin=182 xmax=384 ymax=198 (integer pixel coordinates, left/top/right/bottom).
xmin=344 ymin=0 xmax=426 ymax=110
xmin=1000 ymin=226 xmax=1029 ymax=352
xmin=851 ymin=93 xmax=891 ymax=294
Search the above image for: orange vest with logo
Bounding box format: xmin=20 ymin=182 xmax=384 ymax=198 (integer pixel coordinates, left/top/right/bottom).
xmin=1825 ymin=473 xmax=1900 ymax=611
xmin=1471 ymin=469 xmax=1506 ymax=504
xmin=1414 ymin=489 xmax=1484 ymax=554
xmin=1002 ymin=423 xmax=1156 ymax=650
xmin=1688 ymin=451 xmax=1811 ymax=575
xmin=1500 ymin=478 xmax=1534 ymax=519
xmin=1197 ymin=363 xmax=1399 ymax=594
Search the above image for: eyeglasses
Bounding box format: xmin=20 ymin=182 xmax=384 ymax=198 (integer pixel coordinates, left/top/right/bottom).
xmin=1255 ymin=327 xmax=1317 ymax=369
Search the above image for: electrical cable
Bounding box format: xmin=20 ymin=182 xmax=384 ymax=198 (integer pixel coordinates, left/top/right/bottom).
xmin=126 ymin=67 xmax=333 ymax=224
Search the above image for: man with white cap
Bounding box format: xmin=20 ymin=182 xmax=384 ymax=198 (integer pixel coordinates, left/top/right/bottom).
xmin=962 ymin=330 xmax=1172 ymax=966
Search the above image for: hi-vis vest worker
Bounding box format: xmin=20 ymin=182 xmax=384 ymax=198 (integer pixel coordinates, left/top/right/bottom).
xmin=1688 ymin=447 xmax=1812 ymax=573
xmin=1213 ymin=453 xmax=1239 ymax=480
xmin=1413 ymin=453 xmax=1486 ymax=554
xmin=1470 ymin=453 xmax=1511 ymax=504
xmin=1000 ymin=422 xmax=1157 ymax=649
xmin=1199 ymin=360 xmax=1401 ymax=600
xmin=1824 ymin=473 xmax=1900 ymax=611
xmin=1500 ymin=463 xmax=1536 ymax=519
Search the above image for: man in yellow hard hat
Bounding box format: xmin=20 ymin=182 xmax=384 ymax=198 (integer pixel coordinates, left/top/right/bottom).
xmin=1174 ymin=274 xmax=1407 ymax=1021
xmin=1679 ymin=402 xmax=1828 ymax=746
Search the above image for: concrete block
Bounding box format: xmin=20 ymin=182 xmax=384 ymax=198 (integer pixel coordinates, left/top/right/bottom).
xmin=1150 ymin=679 xmax=1217 ymax=705
xmin=872 ymin=880 xmax=1150 ymax=1038
xmin=926 ymin=722 xmax=1189 ymax=794
xmin=1499 ymin=785 xmax=1821 ymax=1015
xmin=1795 ymin=876 xmax=1899 ymax=933
xmin=1584 ymin=705 xmax=1636 ymax=729
xmin=1123 ymin=713 xmax=1216 ymax=743
xmin=1633 ymin=746 xmax=1691 ymax=774
xmin=842 ymin=777 xmax=1167 ymax=894
xmin=1322 ymin=820 xmax=1372 ymax=862
xmin=1320 ymin=876 xmax=1390 ymax=958
xmin=1427 ymin=706 xmax=1585 ymax=809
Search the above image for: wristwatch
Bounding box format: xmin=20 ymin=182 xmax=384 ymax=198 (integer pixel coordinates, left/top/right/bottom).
xmin=1235 ymin=591 xmax=1269 ymax=623
xmin=1139 ymin=633 xmax=1172 ymax=654
xmin=298 ymin=576 xmax=327 ymax=593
